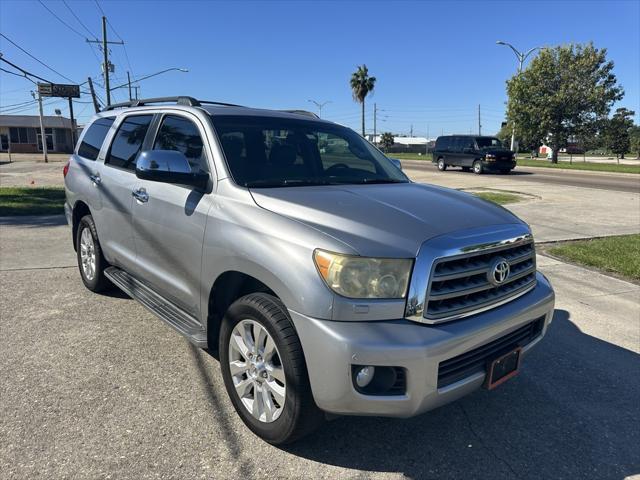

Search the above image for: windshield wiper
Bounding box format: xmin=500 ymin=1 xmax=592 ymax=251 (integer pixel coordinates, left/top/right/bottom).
xmin=357 ymin=178 xmax=408 ymax=184
xmin=244 ymin=179 xmax=334 ymax=188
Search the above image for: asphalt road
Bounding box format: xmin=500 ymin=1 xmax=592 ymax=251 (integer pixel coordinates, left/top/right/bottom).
xmin=1 ymin=218 xmax=639 ymax=479
xmin=402 ymin=160 xmax=640 ymax=193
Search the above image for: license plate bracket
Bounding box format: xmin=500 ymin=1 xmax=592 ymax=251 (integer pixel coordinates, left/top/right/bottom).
xmin=484 ymin=347 xmax=522 ymax=390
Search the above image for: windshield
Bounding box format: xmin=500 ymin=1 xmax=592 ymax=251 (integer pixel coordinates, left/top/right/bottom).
xmin=210 ymin=115 xmax=409 ymax=187
xmin=475 ymin=137 xmax=504 ymax=149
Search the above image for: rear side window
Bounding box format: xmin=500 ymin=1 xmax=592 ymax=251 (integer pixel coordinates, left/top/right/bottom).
xmin=435 ymin=137 xmax=449 ymax=151
xmin=153 ymin=115 xmax=208 ymax=172
xmin=77 ymin=117 xmax=115 ymax=160
xmin=105 ymin=115 xmax=153 ymax=171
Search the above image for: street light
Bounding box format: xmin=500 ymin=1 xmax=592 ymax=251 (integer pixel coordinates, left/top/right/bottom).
xmin=110 ymin=68 xmax=189 ymax=99
xmin=496 ymin=41 xmax=542 ymax=151
xmin=308 ymin=99 xmax=331 ymax=118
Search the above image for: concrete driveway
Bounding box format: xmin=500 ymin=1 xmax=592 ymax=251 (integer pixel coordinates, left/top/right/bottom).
xmin=1 ymin=212 xmax=639 ymax=479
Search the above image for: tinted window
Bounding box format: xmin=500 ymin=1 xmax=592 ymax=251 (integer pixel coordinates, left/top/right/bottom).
xmin=105 ymin=115 xmax=153 ymax=170
xmin=153 ymin=115 xmax=208 ymax=172
xmin=212 ymin=115 xmax=408 ymax=188
xmin=78 ymin=117 xmax=115 ymax=160
xmin=458 ymin=137 xmax=475 ymax=150
xmin=435 ymin=136 xmax=449 ymax=151
xmin=475 ymin=137 xmax=504 ymax=149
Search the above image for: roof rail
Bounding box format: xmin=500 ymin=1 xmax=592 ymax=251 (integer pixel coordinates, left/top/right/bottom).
xmin=101 ymin=96 xmax=246 ymax=112
xmin=280 ymin=109 xmax=320 ymax=119
xmin=101 ymin=96 xmax=201 ymax=111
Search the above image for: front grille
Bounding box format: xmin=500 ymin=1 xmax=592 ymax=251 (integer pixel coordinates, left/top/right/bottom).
xmin=425 ymin=241 xmax=536 ymax=322
xmin=437 ymin=316 xmax=544 ymax=388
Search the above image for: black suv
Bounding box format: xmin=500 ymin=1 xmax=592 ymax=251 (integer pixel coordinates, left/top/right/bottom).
xmin=432 ymin=135 xmax=516 ymax=174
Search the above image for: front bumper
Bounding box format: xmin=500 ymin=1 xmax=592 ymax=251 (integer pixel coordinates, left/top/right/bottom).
xmin=483 ymin=160 xmax=516 ymax=171
xmin=290 ymin=272 xmax=554 ymax=417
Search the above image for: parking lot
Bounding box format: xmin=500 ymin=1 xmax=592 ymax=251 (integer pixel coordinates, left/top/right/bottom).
xmin=1 ymin=162 xmax=639 ymax=479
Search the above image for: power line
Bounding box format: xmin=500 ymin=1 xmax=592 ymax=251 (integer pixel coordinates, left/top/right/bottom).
xmin=0 ymin=57 xmax=52 ymax=83
xmin=62 ymin=0 xmax=98 ymax=39
xmin=93 ymin=0 xmax=136 ymax=86
xmin=0 ymin=33 xmax=77 ymax=83
xmin=37 ymin=0 xmax=85 ymax=39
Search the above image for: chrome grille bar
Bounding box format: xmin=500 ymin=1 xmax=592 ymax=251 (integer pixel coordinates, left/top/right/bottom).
xmin=424 ymin=240 xmax=537 ymax=322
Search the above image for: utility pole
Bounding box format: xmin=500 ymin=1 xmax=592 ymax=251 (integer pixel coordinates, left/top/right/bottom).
xmin=373 ymin=103 xmax=377 ymax=144
xmin=127 ymin=71 xmax=132 ymax=101
xmin=87 ymin=77 xmax=100 ymax=113
xmin=478 ymin=104 xmax=482 ymax=135
xmin=86 ymin=16 xmax=124 ymax=107
xmin=68 ymin=97 xmax=76 ymax=147
xmin=32 ymin=90 xmax=48 ymax=163
xmin=410 ymin=124 xmax=413 ymax=137
xmin=426 ymin=124 xmax=429 ymax=156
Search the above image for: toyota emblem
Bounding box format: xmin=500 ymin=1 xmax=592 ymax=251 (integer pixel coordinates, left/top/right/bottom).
xmin=489 ymin=258 xmax=510 ymax=285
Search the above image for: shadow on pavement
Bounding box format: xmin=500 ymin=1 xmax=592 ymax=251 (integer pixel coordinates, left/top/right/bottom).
xmin=283 ymin=309 xmax=639 ymax=479
xmin=0 ymin=214 xmax=67 ymax=228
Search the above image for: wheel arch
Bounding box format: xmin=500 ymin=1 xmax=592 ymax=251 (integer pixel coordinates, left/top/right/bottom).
xmin=206 ymin=270 xmax=279 ymax=352
xmin=71 ymin=200 xmax=92 ymax=251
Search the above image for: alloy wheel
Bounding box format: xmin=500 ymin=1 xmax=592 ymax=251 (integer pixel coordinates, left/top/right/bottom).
xmin=79 ymin=228 xmax=96 ymax=281
xmin=228 ymin=319 xmax=286 ymax=423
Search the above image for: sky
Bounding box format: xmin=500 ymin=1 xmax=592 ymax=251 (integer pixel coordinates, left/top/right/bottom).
xmin=1 ymin=0 xmax=639 ymax=137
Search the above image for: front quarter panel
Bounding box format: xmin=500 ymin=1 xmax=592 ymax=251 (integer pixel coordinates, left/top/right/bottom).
xmin=201 ymin=179 xmax=355 ymax=321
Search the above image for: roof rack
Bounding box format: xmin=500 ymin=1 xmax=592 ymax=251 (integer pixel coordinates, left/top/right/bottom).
xmin=101 ymin=96 xmax=244 ymax=111
xmin=280 ymin=109 xmax=319 ymax=119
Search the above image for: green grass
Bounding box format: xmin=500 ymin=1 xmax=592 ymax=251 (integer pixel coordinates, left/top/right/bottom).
xmin=390 ymin=152 xmax=640 ymax=174
xmin=515 ymin=158 xmax=640 ymax=174
xmin=546 ymin=234 xmax=640 ymax=282
xmin=0 ymin=187 xmax=65 ymax=216
xmin=473 ymin=191 xmax=523 ymax=205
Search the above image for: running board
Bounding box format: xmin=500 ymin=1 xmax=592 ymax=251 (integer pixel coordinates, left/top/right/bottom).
xmin=105 ymin=266 xmax=207 ymax=348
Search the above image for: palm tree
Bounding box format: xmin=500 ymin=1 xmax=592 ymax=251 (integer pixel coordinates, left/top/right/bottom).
xmin=350 ymin=65 xmax=376 ymax=136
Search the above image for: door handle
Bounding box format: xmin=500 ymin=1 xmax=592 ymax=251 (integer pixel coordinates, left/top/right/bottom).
xmin=132 ymin=188 xmax=149 ymax=203
xmin=89 ymin=173 xmax=101 ymax=186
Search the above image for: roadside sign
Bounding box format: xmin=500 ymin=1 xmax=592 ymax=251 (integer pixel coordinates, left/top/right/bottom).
xmin=37 ymin=83 xmax=80 ymax=99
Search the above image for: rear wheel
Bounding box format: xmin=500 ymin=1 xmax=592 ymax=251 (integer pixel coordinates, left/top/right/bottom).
xmin=437 ymin=157 xmax=447 ymax=171
xmin=219 ymin=293 xmax=323 ymax=444
xmin=473 ymin=160 xmax=484 ymax=174
xmin=76 ymin=215 xmax=111 ymax=292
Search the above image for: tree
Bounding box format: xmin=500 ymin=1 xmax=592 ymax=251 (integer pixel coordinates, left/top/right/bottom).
xmin=604 ymin=107 xmax=635 ymax=160
xmin=629 ymin=125 xmax=640 ymax=159
xmin=379 ymin=132 xmax=394 ymax=152
xmin=350 ymin=65 xmax=376 ymax=136
xmin=506 ymin=43 xmax=623 ymax=163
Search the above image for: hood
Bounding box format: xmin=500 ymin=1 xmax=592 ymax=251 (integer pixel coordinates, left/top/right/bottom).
xmin=250 ymin=183 xmax=524 ymax=257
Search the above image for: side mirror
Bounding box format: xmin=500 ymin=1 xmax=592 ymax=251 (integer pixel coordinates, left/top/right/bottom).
xmin=136 ymin=150 xmax=209 ymax=189
xmin=389 ymin=157 xmax=403 ymax=170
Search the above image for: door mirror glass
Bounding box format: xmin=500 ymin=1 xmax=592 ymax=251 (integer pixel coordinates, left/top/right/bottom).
xmin=136 ymin=150 xmax=208 ymax=189
xmin=388 ymin=157 xmax=403 ymax=170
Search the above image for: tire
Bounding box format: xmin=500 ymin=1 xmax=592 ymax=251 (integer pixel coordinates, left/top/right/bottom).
xmin=76 ymin=214 xmax=111 ymax=292
xmin=219 ymin=293 xmax=324 ymax=444
xmin=437 ymin=157 xmax=447 ymax=171
xmin=473 ymin=160 xmax=484 ymax=174
xmin=461 ymin=167 xmax=471 ymax=172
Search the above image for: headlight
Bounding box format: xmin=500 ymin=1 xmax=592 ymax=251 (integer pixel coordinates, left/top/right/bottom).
xmin=313 ymin=249 xmax=413 ymax=299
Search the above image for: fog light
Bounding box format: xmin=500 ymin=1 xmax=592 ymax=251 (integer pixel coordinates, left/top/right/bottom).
xmin=355 ymin=366 xmax=375 ymax=388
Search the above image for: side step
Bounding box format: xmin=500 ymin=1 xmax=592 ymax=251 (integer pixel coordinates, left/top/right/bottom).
xmin=105 ymin=266 xmax=207 ymax=348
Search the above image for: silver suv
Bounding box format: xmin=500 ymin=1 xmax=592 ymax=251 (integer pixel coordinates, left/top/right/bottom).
xmin=64 ymin=96 xmax=555 ymax=444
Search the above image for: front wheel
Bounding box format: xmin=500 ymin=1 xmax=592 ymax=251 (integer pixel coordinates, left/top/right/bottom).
xmin=219 ymin=293 xmax=324 ymax=444
xmin=473 ymin=160 xmax=484 ymax=174
xmin=437 ymin=158 xmax=447 ymax=171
